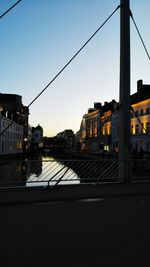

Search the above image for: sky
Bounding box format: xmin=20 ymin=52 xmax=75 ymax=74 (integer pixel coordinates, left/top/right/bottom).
xmin=0 ymin=0 xmax=150 ymax=137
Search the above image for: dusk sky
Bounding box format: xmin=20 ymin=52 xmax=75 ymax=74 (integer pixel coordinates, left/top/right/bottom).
xmin=0 ymin=0 xmax=150 ymax=136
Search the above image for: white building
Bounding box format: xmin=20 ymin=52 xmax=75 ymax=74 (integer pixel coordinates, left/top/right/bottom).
xmin=32 ymin=124 xmax=43 ymax=149
xmin=112 ymin=80 xmax=150 ymax=153
xmin=0 ymin=114 xmax=23 ymax=155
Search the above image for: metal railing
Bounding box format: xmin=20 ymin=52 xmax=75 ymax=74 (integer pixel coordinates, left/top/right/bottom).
xmin=0 ymin=158 xmax=150 ymax=188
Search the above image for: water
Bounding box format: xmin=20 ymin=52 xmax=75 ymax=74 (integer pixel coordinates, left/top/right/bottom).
xmin=0 ymin=156 xmax=80 ymax=187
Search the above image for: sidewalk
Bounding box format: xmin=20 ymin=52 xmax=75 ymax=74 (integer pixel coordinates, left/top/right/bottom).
xmin=1 ymin=193 xmax=150 ymax=266
xmin=1 ymin=181 xmax=150 ymax=204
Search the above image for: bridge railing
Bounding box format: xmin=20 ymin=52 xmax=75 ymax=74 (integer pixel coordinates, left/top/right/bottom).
xmin=0 ymin=158 xmax=149 ymax=188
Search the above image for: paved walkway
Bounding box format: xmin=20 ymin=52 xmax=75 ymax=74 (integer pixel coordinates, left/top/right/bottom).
xmin=1 ymin=194 xmax=150 ymax=266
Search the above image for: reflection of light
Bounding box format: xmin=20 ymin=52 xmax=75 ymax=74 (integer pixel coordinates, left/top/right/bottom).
xmin=24 ymin=138 xmax=28 ymax=142
xmin=0 ymin=106 xmax=3 ymax=112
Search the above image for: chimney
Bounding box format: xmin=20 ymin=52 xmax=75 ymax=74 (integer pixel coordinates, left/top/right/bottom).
xmin=94 ymin=102 xmax=102 ymax=109
xmin=137 ymin=80 xmax=143 ymax=94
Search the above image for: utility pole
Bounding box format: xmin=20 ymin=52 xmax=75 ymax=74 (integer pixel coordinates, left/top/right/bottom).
xmin=119 ymin=0 xmax=131 ymax=182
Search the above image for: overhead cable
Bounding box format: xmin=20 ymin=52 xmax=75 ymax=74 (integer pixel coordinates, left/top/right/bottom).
xmin=130 ymin=10 xmax=150 ymax=61
xmin=27 ymin=4 xmax=121 ymax=108
xmin=0 ymin=4 xmax=121 ymax=137
xmin=0 ymin=0 xmax=21 ymax=19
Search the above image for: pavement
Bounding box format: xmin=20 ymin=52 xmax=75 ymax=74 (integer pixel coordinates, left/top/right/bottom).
xmin=1 ymin=191 xmax=150 ymax=266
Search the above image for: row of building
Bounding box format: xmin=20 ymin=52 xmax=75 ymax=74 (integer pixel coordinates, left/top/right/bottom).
xmin=79 ymin=80 xmax=150 ymax=153
xmin=0 ymin=93 xmax=43 ymax=156
xmin=2 ymin=78 xmax=150 ymax=156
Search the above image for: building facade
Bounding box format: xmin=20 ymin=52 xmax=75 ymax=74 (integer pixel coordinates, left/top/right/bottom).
xmin=31 ymin=124 xmax=43 ymax=150
xmin=80 ymin=80 xmax=150 ymax=154
xmin=80 ymin=103 xmax=102 ymax=151
xmin=130 ymin=80 xmax=150 ymax=152
xmin=56 ymin=129 xmax=75 ymax=148
xmin=0 ymin=93 xmax=29 ymax=152
xmin=0 ymin=114 xmax=23 ymax=155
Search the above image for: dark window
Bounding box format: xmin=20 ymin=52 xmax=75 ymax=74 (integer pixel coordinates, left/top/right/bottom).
xmin=146 ymin=108 xmax=149 ymax=114
xmin=146 ymin=122 xmax=150 ymax=134
xmin=135 ymin=124 xmax=138 ymax=134
xmin=146 ymin=143 xmax=149 ymax=151
xmin=140 ymin=109 xmax=143 ymax=116
xmin=141 ymin=123 xmax=144 ymax=134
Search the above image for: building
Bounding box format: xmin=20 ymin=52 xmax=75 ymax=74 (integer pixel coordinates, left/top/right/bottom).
xmin=80 ymin=80 xmax=150 ymax=154
xmin=112 ymin=80 xmax=150 ymax=153
xmin=0 ymin=93 xmax=29 ymax=152
xmin=0 ymin=113 xmax=23 ymax=155
xmin=56 ymin=129 xmax=74 ymax=148
xmin=130 ymin=80 xmax=150 ymax=152
xmin=80 ymin=101 xmax=117 ymax=152
xmin=80 ymin=103 xmax=102 ymax=151
xmin=100 ymin=100 xmax=117 ymax=152
xmin=31 ymin=124 xmax=43 ymax=150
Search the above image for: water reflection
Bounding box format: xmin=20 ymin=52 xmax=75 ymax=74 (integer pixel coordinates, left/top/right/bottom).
xmin=0 ymin=156 xmax=80 ymax=187
xmin=0 ymin=160 xmax=26 ymax=187
xmin=27 ymin=156 xmax=80 ymax=187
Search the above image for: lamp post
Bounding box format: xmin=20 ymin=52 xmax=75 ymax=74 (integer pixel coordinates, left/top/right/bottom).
xmin=119 ymin=0 xmax=131 ymax=182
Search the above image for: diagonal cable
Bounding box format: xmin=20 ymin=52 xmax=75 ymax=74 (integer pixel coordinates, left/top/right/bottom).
xmin=0 ymin=4 xmax=120 ymax=137
xmin=130 ymin=10 xmax=150 ymax=61
xmin=130 ymin=106 xmax=150 ymax=138
xmin=28 ymin=4 xmax=121 ymax=108
xmin=0 ymin=0 xmax=21 ymax=19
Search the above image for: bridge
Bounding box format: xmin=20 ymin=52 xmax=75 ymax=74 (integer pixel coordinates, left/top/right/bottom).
xmin=1 ymin=1 xmax=150 ymax=265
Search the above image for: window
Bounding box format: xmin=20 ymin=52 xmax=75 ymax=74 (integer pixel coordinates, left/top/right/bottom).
xmin=146 ymin=143 xmax=149 ymax=151
xmin=146 ymin=108 xmax=149 ymax=115
xmin=146 ymin=122 xmax=150 ymax=134
xmin=140 ymin=109 xmax=143 ymax=116
xmin=131 ymin=125 xmax=133 ymax=134
xmin=130 ymin=112 xmax=134 ymax=118
xmin=141 ymin=123 xmax=145 ymax=134
xmin=135 ymin=124 xmax=138 ymax=134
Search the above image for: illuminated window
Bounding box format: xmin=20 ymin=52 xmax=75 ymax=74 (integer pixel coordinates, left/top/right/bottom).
xmin=102 ymin=127 xmax=105 ymax=135
xmin=131 ymin=125 xmax=133 ymax=134
xmin=104 ymin=145 xmax=109 ymax=151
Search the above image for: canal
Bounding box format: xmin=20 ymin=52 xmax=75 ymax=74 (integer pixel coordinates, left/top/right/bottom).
xmin=0 ymin=155 xmax=80 ymax=187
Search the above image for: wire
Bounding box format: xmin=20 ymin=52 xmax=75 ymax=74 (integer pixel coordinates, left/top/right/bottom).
xmin=0 ymin=0 xmax=21 ymax=19
xmin=27 ymin=4 xmax=121 ymax=108
xmin=130 ymin=106 xmax=150 ymax=138
xmin=130 ymin=10 xmax=150 ymax=61
xmin=0 ymin=4 xmax=121 ymax=137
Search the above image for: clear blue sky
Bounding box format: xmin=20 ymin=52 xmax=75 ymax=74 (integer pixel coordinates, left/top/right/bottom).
xmin=0 ymin=0 xmax=150 ymax=136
